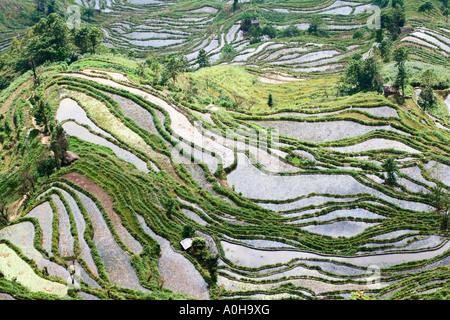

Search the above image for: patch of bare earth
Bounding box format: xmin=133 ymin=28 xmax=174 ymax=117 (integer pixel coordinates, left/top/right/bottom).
xmin=61 ymin=172 xmax=138 ymax=251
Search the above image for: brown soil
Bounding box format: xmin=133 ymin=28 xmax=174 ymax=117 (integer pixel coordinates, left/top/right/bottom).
xmin=61 ymin=172 xmax=124 ymax=235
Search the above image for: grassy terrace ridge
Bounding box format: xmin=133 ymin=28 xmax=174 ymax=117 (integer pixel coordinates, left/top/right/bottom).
xmin=0 ymin=0 xmax=449 ymax=301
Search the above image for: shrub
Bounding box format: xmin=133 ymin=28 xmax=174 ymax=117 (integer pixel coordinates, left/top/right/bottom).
xmin=382 ymin=157 xmax=397 ymax=185
xmin=353 ymin=30 xmax=364 ymax=39
xmin=418 ymin=1 xmax=434 ymax=12
xmin=182 ymin=225 xmax=195 ymax=238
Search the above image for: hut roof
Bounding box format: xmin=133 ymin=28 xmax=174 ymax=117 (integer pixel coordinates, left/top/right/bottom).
xmin=180 ymin=238 xmax=193 ymax=250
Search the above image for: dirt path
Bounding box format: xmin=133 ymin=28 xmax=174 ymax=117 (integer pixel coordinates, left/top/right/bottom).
xmin=8 ymin=195 xmax=27 ymax=221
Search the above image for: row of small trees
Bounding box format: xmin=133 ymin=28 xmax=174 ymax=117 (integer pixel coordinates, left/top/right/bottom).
xmin=1 ymin=13 xmax=102 ymax=89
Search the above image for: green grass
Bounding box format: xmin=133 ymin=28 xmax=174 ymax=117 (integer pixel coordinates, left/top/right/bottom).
xmin=183 ymin=65 xmax=338 ymax=110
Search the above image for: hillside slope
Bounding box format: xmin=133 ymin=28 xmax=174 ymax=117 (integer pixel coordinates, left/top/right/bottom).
xmin=0 ymin=0 xmax=449 ymax=300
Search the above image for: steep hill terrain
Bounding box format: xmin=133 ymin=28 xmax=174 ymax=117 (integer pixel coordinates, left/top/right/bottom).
xmin=0 ymin=0 xmax=449 ymax=300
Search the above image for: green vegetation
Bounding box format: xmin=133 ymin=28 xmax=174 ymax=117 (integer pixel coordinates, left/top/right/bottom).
xmin=0 ymin=12 xmax=102 ymax=90
xmin=0 ymin=0 xmax=448 ymax=301
xmin=340 ymin=57 xmax=383 ymax=94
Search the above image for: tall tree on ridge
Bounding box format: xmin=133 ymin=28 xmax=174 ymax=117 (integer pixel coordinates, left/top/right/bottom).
xmin=393 ymin=47 xmax=408 ymax=96
xmin=197 ymin=49 xmax=209 ymax=69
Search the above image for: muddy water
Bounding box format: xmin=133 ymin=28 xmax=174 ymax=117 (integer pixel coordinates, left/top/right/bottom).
xmin=62 ymin=121 xmax=151 ymax=173
xmin=228 ymin=153 xmax=432 ymax=212
xmin=252 ymin=120 xmax=408 ymax=142
xmin=221 ymin=239 xmax=450 ymax=269
xmin=301 ymin=220 xmax=379 ymax=238
xmin=25 ymin=202 xmax=53 ymax=255
xmin=328 ymin=138 xmax=420 ymax=154
xmin=69 ymin=188 xmax=151 ymax=293
xmin=136 ymin=214 xmax=210 ymax=299
xmin=0 ymin=221 xmax=71 ymax=280
xmin=39 ymin=186 xmax=99 ymax=276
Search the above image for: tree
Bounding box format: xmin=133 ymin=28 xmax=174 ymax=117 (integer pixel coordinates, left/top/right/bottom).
xmin=418 ymin=1 xmax=434 ymax=12
xmin=50 ymin=125 xmax=69 ymax=170
xmin=393 ymin=47 xmax=407 ymax=64
xmin=182 ymin=225 xmax=195 ymax=238
xmin=18 ymin=14 xmax=70 ymax=85
xmin=0 ymin=199 xmax=9 ymax=226
xmin=150 ymin=61 xmax=161 ymax=74
xmin=353 ymin=29 xmax=364 ymax=39
xmin=378 ymin=39 xmax=392 ymax=61
xmin=262 ymin=25 xmax=277 ymax=39
xmin=74 ymin=27 xmax=90 ymax=54
xmin=381 ymin=5 xmax=405 ymax=36
xmin=137 ymin=61 xmax=147 ymax=77
xmin=220 ymin=44 xmax=237 ymax=61
xmin=22 ymin=37 xmax=42 ymax=86
xmin=420 ymin=68 xmax=438 ymax=87
xmin=375 ymin=29 xmax=384 ymax=43
xmin=1 ymin=13 xmax=74 ymax=89
xmin=308 ymin=17 xmax=327 ymax=37
xmin=191 ymin=237 xmax=206 ymax=257
xmin=36 ymin=157 xmax=56 ymax=177
xmin=240 ymin=13 xmax=253 ymax=32
xmin=427 ymin=186 xmax=450 ymax=231
xmin=205 ymin=254 xmax=219 ymax=281
xmin=443 ymin=8 xmax=449 ymax=21
xmin=196 ymin=49 xmax=209 ymax=69
xmin=343 ymin=60 xmax=363 ymax=92
xmin=361 ymin=57 xmax=383 ymax=92
xmin=441 ymin=212 xmax=449 ymax=231
xmin=392 ymin=0 xmax=404 ymax=8
xmin=419 ymin=85 xmax=435 ymax=110
xmin=36 ymin=13 xmax=70 ymax=59
xmin=34 ymin=0 xmax=47 ymax=13
xmin=374 ymin=0 xmax=390 ymax=7
xmin=248 ymin=25 xmax=262 ymax=42
xmin=438 ymin=0 xmax=449 ymax=8
xmin=343 ymin=57 xmax=382 ymax=93
xmin=19 ymin=169 xmax=37 ymax=195
xmin=283 ymin=24 xmax=301 ymax=38
xmin=382 ymin=157 xmax=397 ymax=185
xmin=47 ymin=0 xmax=57 ymax=14
xmin=74 ymin=26 xmax=102 ymax=54
xmin=429 ymin=185 xmax=450 ymax=211
xmin=267 ymin=93 xmax=273 ymax=107
xmin=83 ymin=7 xmax=96 ymax=22
xmin=165 ymin=199 xmax=176 ymax=218
xmin=33 ymin=96 xmax=50 ymax=133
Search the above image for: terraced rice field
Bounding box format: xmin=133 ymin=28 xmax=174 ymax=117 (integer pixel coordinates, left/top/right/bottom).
xmin=0 ymin=0 xmax=449 ymax=302
xmin=76 ymin=0 xmax=386 ymax=75
xmin=1 ymin=56 xmax=448 ymax=300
